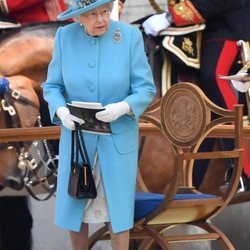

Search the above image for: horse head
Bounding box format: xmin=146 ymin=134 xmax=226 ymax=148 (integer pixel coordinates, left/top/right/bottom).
xmin=0 ymin=76 xmax=40 ymax=190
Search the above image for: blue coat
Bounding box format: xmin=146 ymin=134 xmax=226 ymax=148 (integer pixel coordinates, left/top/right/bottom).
xmin=42 ymin=20 xmax=156 ymax=233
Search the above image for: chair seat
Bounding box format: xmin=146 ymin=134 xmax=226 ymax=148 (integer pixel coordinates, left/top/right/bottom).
xmin=134 ymin=192 xmax=218 ymax=221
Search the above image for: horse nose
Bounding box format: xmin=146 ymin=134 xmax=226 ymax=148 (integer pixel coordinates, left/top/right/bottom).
xmin=5 ymin=175 xmax=24 ymax=190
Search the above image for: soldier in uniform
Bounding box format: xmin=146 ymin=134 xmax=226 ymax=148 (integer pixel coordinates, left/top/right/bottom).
xmin=143 ymin=0 xmax=250 ymax=189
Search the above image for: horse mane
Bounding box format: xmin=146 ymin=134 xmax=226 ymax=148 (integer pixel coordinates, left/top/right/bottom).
xmin=0 ymin=21 xmax=71 ymax=41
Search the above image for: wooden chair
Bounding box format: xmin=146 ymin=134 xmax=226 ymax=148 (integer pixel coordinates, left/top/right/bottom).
xmin=89 ymin=82 xmax=243 ymax=249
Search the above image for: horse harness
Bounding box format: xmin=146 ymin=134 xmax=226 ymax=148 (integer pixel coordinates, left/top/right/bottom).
xmin=0 ymin=77 xmax=57 ymax=201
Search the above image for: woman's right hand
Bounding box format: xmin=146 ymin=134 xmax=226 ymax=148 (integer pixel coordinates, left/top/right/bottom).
xmin=56 ymin=106 xmax=76 ymax=130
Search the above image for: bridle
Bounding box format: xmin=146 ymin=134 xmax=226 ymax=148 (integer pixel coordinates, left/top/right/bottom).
xmin=0 ymin=77 xmax=58 ymax=201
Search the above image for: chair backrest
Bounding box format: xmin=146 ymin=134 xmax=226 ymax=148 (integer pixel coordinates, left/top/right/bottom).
xmin=141 ymin=82 xmax=243 ymax=223
xmin=134 ymin=83 xmax=244 ymax=250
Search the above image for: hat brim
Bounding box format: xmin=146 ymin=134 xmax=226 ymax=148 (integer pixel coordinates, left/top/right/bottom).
xmin=58 ymin=0 xmax=115 ymax=20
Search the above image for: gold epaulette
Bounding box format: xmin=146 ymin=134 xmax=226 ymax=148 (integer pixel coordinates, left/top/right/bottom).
xmin=242 ymin=61 xmax=250 ymax=72
xmin=169 ymin=0 xmax=205 ymax=27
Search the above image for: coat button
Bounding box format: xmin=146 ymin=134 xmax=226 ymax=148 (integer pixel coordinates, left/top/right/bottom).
xmin=88 ymin=62 xmax=96 ymax=68
xmin=91 ymin=39 xmax=96 ymax=45
xmin=88 ymin=84 xmax=96 ymax=92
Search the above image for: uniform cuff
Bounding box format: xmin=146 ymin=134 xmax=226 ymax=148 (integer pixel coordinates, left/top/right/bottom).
xmin=166 ymin=12 xmax=173 ymax=24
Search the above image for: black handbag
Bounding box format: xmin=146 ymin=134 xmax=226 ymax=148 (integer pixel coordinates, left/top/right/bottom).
xmin=68 ymin=123 xmax=97 ymax=199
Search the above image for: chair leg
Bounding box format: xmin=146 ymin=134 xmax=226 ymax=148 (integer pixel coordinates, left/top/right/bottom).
xmin=88 ymin=223 xmax=109 ymax=249
xmin=137 ymin=238 xmax=155 ymax=250
xmin=144 ymin=226 xmax=172 ymax=250
xmin=192 ymin=222 xmax=235 ymax=250
xmin=137 ymin=239 xmax=164 ymax=250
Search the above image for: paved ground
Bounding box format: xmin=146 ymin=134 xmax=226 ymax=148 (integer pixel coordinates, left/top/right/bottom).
xmin=31 ymin=196 xmax=112 ymax=250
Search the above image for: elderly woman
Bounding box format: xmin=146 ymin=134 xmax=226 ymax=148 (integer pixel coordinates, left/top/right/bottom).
xmin=42 ymin=0 xmax=156 ymax=249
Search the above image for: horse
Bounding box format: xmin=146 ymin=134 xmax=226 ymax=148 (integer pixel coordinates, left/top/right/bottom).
xmin=0 ymin=21 xmax=70 ymax=197
xmin=0 ymin=76 xmax=39 ymax=188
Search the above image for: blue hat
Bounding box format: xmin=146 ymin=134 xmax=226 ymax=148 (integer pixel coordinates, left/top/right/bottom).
xmin=58 ymin=0 xmax=115 ymax=20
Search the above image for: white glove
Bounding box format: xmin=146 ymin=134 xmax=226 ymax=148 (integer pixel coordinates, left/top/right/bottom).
xmin=228 ymin=68 xmax=250 ymax=92
xmin=56 ymin=106 xmax=85 ymax=130
xmin=95 ymin=101 xmax=130 ymax=122
xmin=231 ymin=78 xmax=250 ymax=93
xmin=142 ymin=13 xmax=172 ymax=36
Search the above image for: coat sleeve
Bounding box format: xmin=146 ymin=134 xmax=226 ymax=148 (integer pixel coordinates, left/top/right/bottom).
xmin=123 ymin=27 xmax=156 ymax=120
xmin=169 ymin=0 xmax=247 ymax=26
xmin=42 ymin=27 xmax=67 ymax=125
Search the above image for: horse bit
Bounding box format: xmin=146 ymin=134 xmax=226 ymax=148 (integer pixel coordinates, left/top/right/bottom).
xmin=0 ymin=77 xmax=58 ymax=201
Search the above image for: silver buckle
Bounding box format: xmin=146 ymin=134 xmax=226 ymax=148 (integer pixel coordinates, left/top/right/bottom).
xmin=11 ymin=89 xmax=20 ymax=100
xmin=1 ymin=99 xmax=16 ymax=116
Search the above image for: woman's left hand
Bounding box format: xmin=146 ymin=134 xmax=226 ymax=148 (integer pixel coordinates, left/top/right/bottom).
xmin=95 ymin=101 xmax=130 ymax=122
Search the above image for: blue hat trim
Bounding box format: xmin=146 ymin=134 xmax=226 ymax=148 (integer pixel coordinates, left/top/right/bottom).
xmin=58 ymin=0 xmax=115 ymax=20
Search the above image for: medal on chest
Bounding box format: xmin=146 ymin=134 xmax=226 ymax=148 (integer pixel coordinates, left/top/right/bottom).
xmin=113 ymin=29 xmax=122 ymax=43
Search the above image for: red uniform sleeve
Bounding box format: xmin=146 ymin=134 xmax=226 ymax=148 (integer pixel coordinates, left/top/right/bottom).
xmin=3 ymin=0 xmax=47 ymax=13
xmin=1 ymin=0 xmax=68 ymax=23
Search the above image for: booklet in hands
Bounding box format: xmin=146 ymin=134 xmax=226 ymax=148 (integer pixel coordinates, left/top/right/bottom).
xmin=67 ymin=101 xmax=111 ymax=135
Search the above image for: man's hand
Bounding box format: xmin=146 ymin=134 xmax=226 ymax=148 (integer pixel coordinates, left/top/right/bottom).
xmin=231 ymin=77 xmax=250 ymax=93
xmin=95 ymin=101 xmax=130 ymax=122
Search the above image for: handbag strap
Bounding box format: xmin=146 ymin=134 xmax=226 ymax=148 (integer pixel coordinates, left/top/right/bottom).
xmin=71 ymin=123 xmax=91 ymax=167
xmin=71 ymin=129 xmax=75 ymax=166
xmin=76 ymin=123 xmax=91 ymax=165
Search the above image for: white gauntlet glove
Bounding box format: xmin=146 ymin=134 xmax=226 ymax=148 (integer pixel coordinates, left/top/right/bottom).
xmin=142 ymin=12 xmax=172 ymax=36
xmin=56 ymin=106 xmax=85 ymax=130
xmin=95 ymin=101 xmax=130 ymax=122
xmin=231 ymin=72 xmax=250 ymax=93
xmin=231 ymin=79 xmax=250 ymax=93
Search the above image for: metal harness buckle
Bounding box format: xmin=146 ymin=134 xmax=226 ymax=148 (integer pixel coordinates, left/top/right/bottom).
xmin=1 ymin=99 xmax=16 ymax=116
xmin=11 ymin=89 xmax=21 ymax=100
